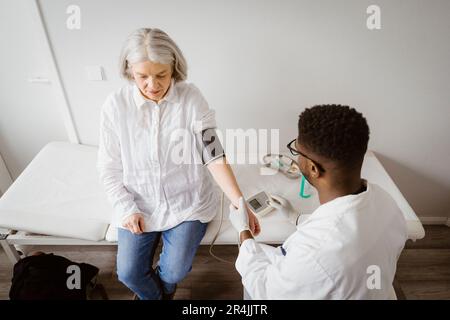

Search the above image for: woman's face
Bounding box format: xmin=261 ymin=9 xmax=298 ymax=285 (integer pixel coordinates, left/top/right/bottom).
xmin=131 ymin=60 xmax=173 ymax=102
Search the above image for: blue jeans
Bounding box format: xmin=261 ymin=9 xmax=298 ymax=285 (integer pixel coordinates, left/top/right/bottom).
xmin=117 ymin=220 xmax=207 ymax=300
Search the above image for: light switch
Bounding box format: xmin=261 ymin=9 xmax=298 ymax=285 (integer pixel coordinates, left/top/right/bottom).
xmin=85 ymin=66 xmax=104 ymax=81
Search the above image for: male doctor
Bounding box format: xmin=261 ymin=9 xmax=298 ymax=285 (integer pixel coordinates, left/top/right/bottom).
xmin=229 ymin=104 xmax=408 ymax=299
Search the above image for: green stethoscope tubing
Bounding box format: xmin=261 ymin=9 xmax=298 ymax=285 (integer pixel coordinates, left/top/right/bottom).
xmin=299 ymin=175 xmax=312 ymax=199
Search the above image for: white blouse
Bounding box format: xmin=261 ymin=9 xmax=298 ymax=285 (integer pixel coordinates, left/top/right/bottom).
xmin=97 ymin=80 xmax=220 ymax=232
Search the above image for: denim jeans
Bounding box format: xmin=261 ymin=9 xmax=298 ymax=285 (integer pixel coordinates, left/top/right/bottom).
xmin=117 ymin=220 xmax=207 ymax=300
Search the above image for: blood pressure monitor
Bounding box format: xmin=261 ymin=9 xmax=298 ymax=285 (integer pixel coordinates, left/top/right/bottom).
xmin=246 ymin=191 xmax=288 ymax=218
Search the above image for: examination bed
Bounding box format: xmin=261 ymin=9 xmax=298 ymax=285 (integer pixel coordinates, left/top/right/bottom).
xmin=0 ymin=142 xmax=425 ymax=264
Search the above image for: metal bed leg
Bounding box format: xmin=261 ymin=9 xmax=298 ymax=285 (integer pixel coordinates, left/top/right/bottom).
xmin=0 ymin=233 xmax=21 ymax=265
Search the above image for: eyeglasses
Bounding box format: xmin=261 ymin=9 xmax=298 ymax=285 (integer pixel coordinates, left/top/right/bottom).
xmin=287 ymin=139 xmax=326 ymax=173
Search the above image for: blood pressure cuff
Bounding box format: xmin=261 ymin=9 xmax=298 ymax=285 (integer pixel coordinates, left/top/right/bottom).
xmin=195 ymin=128 xmax=225 ymax=165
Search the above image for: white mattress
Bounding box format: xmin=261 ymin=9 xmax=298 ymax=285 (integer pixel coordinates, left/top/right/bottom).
xmin=361 ymin=152 xmax=425 ymax=240
xmin=0 ymin=142 xmax=112 ymax=241
xmin=0 ymin=142 xmax=425 ymax=243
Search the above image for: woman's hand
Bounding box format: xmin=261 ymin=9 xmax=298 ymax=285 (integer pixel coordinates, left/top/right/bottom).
xmin=229 ymin=197 xmax=261 ymax=236
xmin=122 ymin=213 xmax=145 ymax=234
xmin=207 ymin=158 xmax=262 ymax=236
xmin=247 ymin=208 xmax=261 ymax=236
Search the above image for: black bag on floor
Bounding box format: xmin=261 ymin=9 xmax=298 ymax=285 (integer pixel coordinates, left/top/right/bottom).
xmin=9 ymin=253 xmax=100 ymax=300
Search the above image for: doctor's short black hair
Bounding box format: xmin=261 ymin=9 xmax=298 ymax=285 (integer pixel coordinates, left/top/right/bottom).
xmin=297 ymin=104 xmax=370 ymax=169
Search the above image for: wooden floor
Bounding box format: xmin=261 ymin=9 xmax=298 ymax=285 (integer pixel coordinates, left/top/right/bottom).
xmin=1 ymin=225 xmax=449 ymax=300
xmin=396 ymin=225 xmax=450 ymax=299
xmin=0 ymin=242 xmax=243 ymax=300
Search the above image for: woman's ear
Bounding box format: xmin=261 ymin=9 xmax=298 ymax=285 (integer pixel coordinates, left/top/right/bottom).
xmin=127 ymin=63 xmax=136 ymax=80
xmin=128 ymin=68 xmax=135 ymax=80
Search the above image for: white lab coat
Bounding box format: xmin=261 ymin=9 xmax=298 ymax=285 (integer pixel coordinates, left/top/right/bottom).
xmin=235 ymin=182 xmax=408 ymax=299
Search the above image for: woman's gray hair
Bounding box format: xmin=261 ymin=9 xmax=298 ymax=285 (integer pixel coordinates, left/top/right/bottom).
xmin=120 ymin=28 xmax=187 ymax=82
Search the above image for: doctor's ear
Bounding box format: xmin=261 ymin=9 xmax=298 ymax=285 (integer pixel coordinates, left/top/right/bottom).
xmin=309 ymin=161 xmax=321 ymax=178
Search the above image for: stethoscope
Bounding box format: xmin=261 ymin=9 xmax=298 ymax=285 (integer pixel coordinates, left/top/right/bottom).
xmin=299 ymin=175 xmax=312 ymax=199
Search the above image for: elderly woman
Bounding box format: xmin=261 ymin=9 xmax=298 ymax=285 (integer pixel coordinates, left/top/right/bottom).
xmin=97 ymin=28 xmax=260 ymax=300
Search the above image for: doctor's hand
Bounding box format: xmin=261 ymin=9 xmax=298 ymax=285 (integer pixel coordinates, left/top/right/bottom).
xmin=229 ymin=197 xmax=260 ymax=236
xmin=122 ymin=213 xmax=145 ymax=234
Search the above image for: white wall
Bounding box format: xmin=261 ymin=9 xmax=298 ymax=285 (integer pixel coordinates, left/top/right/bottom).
xmin=0 ymin=0 xmax=68 ymax=180
xmin=1 ymin=0 xmax=449 ymax=218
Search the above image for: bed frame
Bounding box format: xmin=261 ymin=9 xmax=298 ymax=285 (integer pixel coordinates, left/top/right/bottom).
xmin=0 ymin=229 xmax=116 ymax=264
